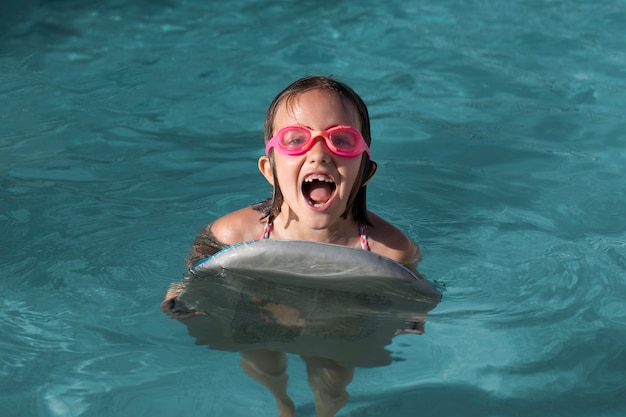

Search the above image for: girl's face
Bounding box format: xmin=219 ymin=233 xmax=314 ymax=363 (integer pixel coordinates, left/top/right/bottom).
xmin=259 ymin=89 xmax=365 ymax=231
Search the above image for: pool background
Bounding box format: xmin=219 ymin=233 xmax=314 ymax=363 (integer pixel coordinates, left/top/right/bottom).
xmin=1 ymin=0 xmax=625 ymax=416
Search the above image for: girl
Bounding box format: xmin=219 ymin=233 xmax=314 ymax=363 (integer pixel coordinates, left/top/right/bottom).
xmin=163 ymin=76 xmax=423 ymax=417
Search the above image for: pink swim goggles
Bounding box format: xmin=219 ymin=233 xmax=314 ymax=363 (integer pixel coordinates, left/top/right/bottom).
xmin=266 ymin=125 xmax=370 ymax=158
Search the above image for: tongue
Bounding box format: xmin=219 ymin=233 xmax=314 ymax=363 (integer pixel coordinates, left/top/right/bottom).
xmin=307 ymin=182 xmax=332 ymax=204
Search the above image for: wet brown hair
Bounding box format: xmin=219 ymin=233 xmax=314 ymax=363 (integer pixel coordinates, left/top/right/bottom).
xmin=257 ymin=75 xmax=377 ymax=225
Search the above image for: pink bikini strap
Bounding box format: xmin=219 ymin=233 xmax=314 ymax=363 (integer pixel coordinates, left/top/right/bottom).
xmin=260 ymin=219 xmax=272 ymax=240
xmin=358 ymin=221 xmax=370 ymax=251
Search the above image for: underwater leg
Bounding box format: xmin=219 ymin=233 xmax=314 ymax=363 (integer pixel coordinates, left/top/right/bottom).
xmin=240 ymin=349 xmax=296 ymax=417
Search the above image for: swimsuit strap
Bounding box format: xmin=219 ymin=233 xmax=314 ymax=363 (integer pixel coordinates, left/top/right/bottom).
xmin=260 ymin=219 xmax=272 ymax=240
xmin=357 ymin=221 xmax=370 ymax=251
xmin=261 ymin=219 xmax=370 ymax=251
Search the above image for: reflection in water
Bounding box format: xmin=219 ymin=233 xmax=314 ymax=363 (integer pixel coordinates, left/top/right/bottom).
xmin=170 ymin=264 xmax=441 ymax=368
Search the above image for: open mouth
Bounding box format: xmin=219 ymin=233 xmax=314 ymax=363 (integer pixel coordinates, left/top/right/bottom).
xmin=302 ymin=175 xmax=336 ymax=208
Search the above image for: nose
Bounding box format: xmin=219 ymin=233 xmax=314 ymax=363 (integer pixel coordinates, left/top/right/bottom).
xmin=307 ymin=136 xmax=331 ymax=163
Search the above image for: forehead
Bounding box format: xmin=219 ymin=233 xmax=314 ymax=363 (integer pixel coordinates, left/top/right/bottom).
xmin=273 ymin=89 xmax=360 ymax=131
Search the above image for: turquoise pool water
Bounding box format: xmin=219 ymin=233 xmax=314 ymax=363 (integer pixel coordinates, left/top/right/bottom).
xmin=2 ymin=0 xmax=625 ymax=416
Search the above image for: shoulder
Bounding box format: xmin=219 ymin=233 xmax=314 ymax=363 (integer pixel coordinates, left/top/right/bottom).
xmin=366 ymin=212 xmax=423 ymax=274
xmin=210 ymin=206 xmax=266 ymax=246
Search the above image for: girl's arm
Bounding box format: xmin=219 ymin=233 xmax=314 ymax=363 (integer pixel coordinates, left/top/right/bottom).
xmin=161 ymin=223 xmax=228 ymax=319
xmin=401 ymin=242 xmax=425 ymax=279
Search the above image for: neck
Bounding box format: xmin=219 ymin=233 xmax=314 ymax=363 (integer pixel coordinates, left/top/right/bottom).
xmin=272 ymin=211 xmax=357 ymax=246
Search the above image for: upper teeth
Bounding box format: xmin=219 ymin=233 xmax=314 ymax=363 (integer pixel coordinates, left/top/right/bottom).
xmin=305 ymin=175 xmax=333 ymax=182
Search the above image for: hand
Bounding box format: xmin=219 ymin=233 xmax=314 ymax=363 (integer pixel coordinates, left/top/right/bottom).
xmin=255 ymin=299 xmax=307 ymax=328
xmin=161 ymin=282 xmax=207 ymax=320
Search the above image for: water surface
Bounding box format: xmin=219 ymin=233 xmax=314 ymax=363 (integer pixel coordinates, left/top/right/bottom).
xmin=1 ymin=1 xmax=625 ymax=416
